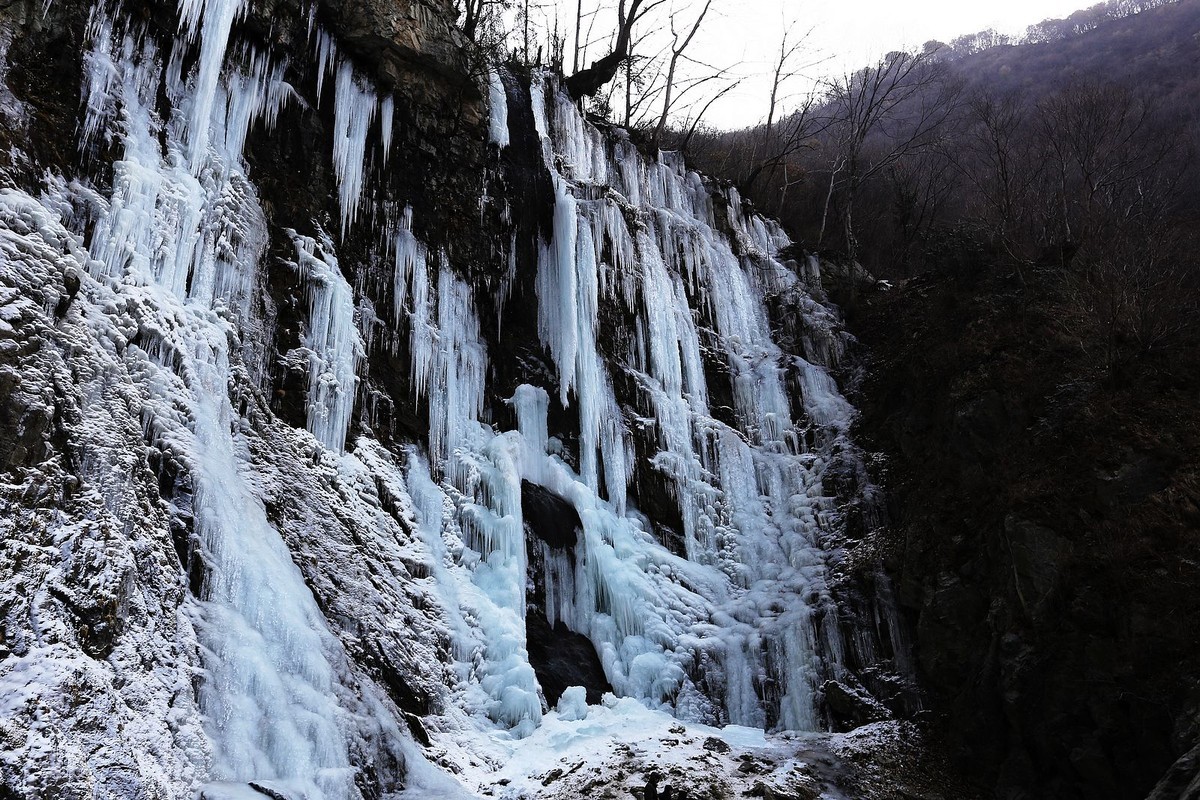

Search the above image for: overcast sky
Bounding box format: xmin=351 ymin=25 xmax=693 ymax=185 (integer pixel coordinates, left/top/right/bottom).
xmin=559 ymin=0 xmax=1094 ymax=129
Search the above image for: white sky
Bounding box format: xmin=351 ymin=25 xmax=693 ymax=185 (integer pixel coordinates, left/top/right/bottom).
xmin=555 ymin=0 xmax=1094 ymax=129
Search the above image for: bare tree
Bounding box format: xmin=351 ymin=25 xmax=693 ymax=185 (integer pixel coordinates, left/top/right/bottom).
xmin=573 ymin=0 xmax=586 ymax=73
xmin=611 ymin=31 xmax=669 ymax=127
xmin=945 ymin=87 xmax=1047 ymax=277
xmin=565 ymin=0 xmax=666 ymax=99
xmin=678 ymin=79 xmax=741 ymax=150
xmin=765 ymin=22 xmax=814 ymax=133
xmin=650 ymin=0 xmax=714 ymax=148
xmin=1037 ymin=80 xmax=1173 ymax=255
xmin=728 ymin=19 xmax=822 ymax=201
xmin=457 ymin=0 xmax=511 ymax=42
xmin=819 ymin=50 xmax=962 ymax=263
xmin=882 ymin=146 xmax=958 ymax=274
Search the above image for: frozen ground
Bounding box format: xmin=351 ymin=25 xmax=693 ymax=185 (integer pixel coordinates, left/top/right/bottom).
xmin=414 ymin=694 xmax=972 ymax=800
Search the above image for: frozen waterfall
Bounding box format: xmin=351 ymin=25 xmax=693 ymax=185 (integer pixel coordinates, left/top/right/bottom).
xmin=74 ymin=7 xmax=364 ymax=797
xmin=4 ymin=0 xmax=882 ymax=788
xmin=377 ymin=72 xmax=858 ymax=737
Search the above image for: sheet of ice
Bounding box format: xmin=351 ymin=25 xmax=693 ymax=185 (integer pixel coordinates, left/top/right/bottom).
xmin=61 ymin=12 xmax=405 ymax=796
xmin=487 ymin=67 xmax=509 ymax=148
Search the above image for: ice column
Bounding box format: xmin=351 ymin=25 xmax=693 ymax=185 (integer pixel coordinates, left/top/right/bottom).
xmin=487 ymin=68 xmax=509 ymax=148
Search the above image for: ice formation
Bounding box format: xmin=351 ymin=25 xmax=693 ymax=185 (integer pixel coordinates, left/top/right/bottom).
xmin=335 ymin=72 xmax=865 ymax=744
xmin=310 ymin=26 xmax=394 ymax=235
xmin=499 ymin=75 xmax=855 ymax=730
xmin=2 ymin=7 xmax=400 ymax=797
xmin=487 ymin=68 xmax=509 ymax=148
xmin=0 ymin=0 xmax=893 ymax=792
xmin=290 ymin=229 xmax=363 ymax=453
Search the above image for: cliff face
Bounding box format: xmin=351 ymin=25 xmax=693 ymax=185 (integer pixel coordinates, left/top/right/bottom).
xmin=849 ymin=265 xmax=1200 ymax=800
xmin=0 ymin=0 xmax=926 ymax=797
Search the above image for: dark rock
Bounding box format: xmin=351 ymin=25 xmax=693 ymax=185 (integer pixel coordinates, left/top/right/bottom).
xmin=822 ymin=679 xmax=890 ymax=731
xmin=521 ymin=480 xmax=582 ymax=550
xmin=318 ymin=0 xmax=470 ymax=91
xmin=1002 ymin=515 xmax=1072 ymax=620
xmin=849 ymin=261 xmax=1200 ymax=799
xmin=248 ymin=782 xmax=292 ymax=799
xmin=524 ymin=608 xmax=611 ymax=706
xmin=703 ymin=736 xmax=730 ymax=753
xmin=403 ymin=712 xmax=432 ymax=748
xmin=54 ymin=268 xmax=80 ymax=318
xmin=1146 ymin=740 xmax=1200 ymax=800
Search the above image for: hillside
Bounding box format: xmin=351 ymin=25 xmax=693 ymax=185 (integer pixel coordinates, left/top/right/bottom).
xmin=678 ymin=1 xmax=1200 ymax=797
xmin=950 ymin=0 xmax=1200 ymax=121
xmin=776 ymin=2 xmax=1200 ymax=797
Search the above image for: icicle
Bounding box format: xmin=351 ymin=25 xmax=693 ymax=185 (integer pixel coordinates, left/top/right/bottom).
xmin=487 ymin=68 xmax=509 ymax=148
xmin=331 ymin=58 xmax=377 ymax=234
xmin=313 ymin=28 xmax=336 ymax=105
xmin=402 ymin=273 xmax=542 ymax=736
xmin=435 ymin=262 xmax=488 ymax=473
xmin=391 ymin=205 xmax=425 ymax=319
xmin=509 ymin=384 xmax=549 ymax=457
xmin=178 ymin=0 xmax=249 ymax=170
xmin=289 ymin=229 xmax=363 ymax=453
xmin=379 ymin=94 xmax=395 ymax=164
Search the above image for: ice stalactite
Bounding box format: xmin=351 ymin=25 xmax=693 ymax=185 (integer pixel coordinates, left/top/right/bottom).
xmin=176 ymin=0 xmax=248 ymax=170
xmin=331 ymin=60 xmax=377 ymax=234
xmin=313 ymin=27 xmax=336 ymax=102
xmin=310 ymin=26 xmax=398 ymax=237
xmin=380 ymin=94 xmax=395 ymax=164
xmin=79 ymin=11 xmax=289 ymax=306
xmin=290 ymin=229 xmax=363 ymax=454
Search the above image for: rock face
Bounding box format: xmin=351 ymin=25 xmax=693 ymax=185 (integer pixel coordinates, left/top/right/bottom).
xmin=322 ymin=0 xmax=467 ymax=88
xmin=848 ymin=268 xmax=1200 ymax=799
xmin=0 ymin=0 xmax=915 ymax=797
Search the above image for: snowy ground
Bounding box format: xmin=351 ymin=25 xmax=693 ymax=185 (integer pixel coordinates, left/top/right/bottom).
xmin=412 ymin=693 xmax=964 ymax=800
